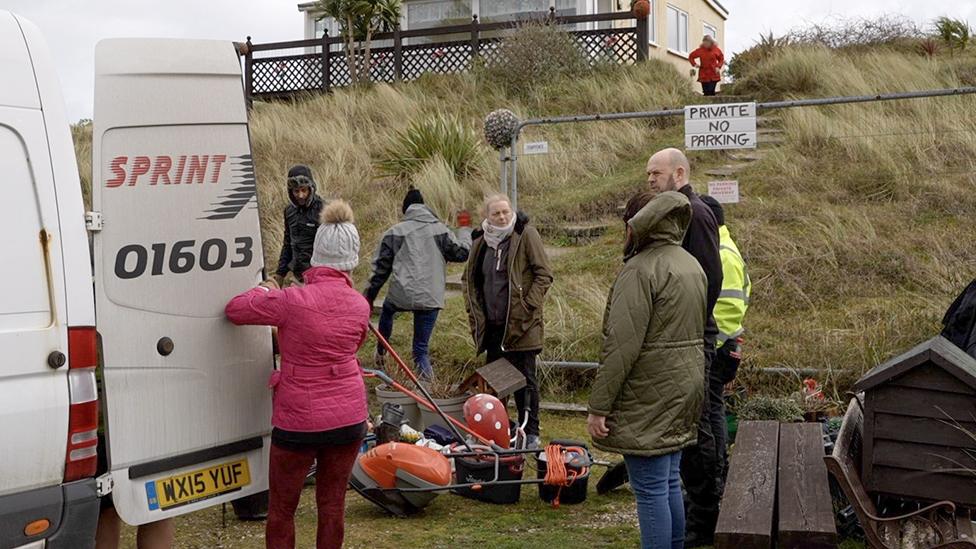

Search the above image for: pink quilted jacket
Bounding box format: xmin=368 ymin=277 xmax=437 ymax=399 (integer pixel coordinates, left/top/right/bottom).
xmin=225 ymin=267 xmax=370 ymax=432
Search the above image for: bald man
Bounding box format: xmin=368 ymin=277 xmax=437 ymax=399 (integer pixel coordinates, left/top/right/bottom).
xmin=646 ymin=148 xmax=724 ymax=546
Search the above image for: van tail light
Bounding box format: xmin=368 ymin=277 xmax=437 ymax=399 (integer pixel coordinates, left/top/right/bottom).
xmin=64 ymin=327 xmax=98 ymax=482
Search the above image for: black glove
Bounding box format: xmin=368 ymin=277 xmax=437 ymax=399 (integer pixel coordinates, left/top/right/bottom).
xmin=713 ymin=339 xmax=742 ymax=385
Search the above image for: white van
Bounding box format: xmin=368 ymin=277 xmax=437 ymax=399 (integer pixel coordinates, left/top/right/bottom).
xmin=1 ymin=11 xmax=273 ymax=548
xmin=0 ymin=10 xmax=101 ymax=548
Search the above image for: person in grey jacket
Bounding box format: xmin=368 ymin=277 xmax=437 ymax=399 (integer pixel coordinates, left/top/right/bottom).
xmin=365 ymin=188 xmax=472 ymax=378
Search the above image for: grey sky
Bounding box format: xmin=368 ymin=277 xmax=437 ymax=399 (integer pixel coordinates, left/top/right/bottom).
xmin=3 ymin=0 xmax=975 ymax=122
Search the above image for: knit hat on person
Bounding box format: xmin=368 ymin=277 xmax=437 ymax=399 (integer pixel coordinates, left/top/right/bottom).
xmin=402 ymin=187 xmax=425 ymax=214
xmin=700 ymin=194 xmax=725 ymax=227
xmin=310 ymin=200 xmax=360 ymax=271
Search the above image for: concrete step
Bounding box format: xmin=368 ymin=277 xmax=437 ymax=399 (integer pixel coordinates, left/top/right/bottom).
xmin=728 ymin=151 xmax=767 ymax=162
xmin=704 ymin=163 xmax=750 ymax=178
xmin=544 ymin=245 xmax=574 ymax=259
xmin=446 ymin=273 xmax=463 ymax=292
xmin=540 ymin=401 xmax=588 ymax=414
xmin=758 ymin=134 xmax=787 ymax=145
xmin=541 ymin=221 xmax=612 ymax=244
xmin=756 ymin=115 xmax=780 ymax=128
xmin=506 ymin=400 xmax=588 ymax=414
xmin=702 ymin=94 xmax=754 ymax=103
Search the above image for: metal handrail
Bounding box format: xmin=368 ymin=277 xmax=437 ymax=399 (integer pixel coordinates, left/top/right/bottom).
xmin=506 ymin=86 xmax=976 ymax=210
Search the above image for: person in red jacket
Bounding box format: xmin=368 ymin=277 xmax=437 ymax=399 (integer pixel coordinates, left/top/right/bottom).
xmin=226 ymin=199 xmax=369 ymax=549
xmin=689 ymin=35 xmax=724 ymax=96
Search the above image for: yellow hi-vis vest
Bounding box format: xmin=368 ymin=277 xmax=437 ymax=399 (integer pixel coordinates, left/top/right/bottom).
xmin=715 ymin=225 xmax=750 ymax=348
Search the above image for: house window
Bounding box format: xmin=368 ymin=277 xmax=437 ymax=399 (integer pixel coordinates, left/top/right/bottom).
xmin=703 ymin=22 xmax=718 ymax=43
xmin=666 ymin=4 xmax=688 ymax=54
xmin=647 ymin=0 xmax=656 ymax=44
xmin=313 ymin=18 xmax=329 ymax=38
xmin=553 ymin=0 xmax=577 ymax=16
xmin=479 ymin=0 xmax=548 ymax=22
xmin=310 ymin=16 xmax=343 ymax=51
xmin=407 ymin=0 xmax=473 ymax=29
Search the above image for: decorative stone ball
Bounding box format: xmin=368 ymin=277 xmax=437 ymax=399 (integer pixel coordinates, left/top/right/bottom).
xmin=632 ymin=0 xmax=651 ymax=19
xmin=483 ymin=109 xmax=520 ymax=150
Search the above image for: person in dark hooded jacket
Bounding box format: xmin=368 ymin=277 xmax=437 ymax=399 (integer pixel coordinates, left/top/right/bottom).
xmin=274 ymin=165 xmax=324 ymax=286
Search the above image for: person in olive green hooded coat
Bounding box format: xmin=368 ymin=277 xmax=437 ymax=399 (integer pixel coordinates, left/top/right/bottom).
xmin=587 ymin=190 xmax=706 ymax=549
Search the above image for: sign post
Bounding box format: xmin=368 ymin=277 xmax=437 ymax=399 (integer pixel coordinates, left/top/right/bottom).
xmin=707 ymin=180 xmax=740 ymax=204
xmin=523 ymin=141 xmax=549 ymax=155
xmin=685 ymin=102 xmax=757 ymax=150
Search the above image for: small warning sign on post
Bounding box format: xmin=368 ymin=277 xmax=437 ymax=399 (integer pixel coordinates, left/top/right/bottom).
xmin=685 ymin=102 xmax=757 ymax=151
xmin=707 ymin=180 xmax=740 ymax=204
xmin=523 ymin=141 xmax=549 ymax=155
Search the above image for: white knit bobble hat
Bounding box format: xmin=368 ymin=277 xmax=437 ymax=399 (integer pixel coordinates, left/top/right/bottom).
xmin=310 ymin=200 xmax=360 ymax=271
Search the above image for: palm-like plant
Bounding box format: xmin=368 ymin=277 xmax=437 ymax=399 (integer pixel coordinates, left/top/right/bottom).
xmin=933 ymin=16 xmax=971 ymax=53
xmin=314 ymin=0 xmax=402 ymax=85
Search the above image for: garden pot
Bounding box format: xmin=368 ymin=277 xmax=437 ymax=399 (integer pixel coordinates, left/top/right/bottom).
xmin=420 ymin=393 xmax=469 ymax=431
xmin=375 ymin=384 xmax=423 ymax=430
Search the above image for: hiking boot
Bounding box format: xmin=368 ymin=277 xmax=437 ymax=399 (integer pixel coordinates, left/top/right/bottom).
xmin=373 ymin=351 xmax=386 ymax=369
xmin=684 ymin=529 xmax=715 ymax=548
xmin=526 ymin=435 xmax=541 ymax=450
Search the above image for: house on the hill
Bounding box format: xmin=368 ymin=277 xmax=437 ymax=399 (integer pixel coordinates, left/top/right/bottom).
xmin=296 ymin=0 xmax=728 ymax=81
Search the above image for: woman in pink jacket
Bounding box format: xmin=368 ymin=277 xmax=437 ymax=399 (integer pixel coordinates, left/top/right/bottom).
xmin=226 ymin=200 xmax=369 ymax=549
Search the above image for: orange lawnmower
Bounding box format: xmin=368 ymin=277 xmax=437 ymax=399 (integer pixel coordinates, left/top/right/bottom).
xmin=350 ymin=325 xmax=595 ymax=517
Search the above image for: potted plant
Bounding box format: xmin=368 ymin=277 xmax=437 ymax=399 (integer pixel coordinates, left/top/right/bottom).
xmin=420 ymin=370 xmax=472 ymax=431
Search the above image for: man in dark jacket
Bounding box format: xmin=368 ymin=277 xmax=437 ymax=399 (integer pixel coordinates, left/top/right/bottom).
xmin=273 ymin=165 xmax=324 ymax=286
xmin=365 ymin=188 xmax=472 ymax=379
xmin=647 ymin=147 xmax=724 ymax=546
xmin=463 ymin=194 xmax=553 ymax=448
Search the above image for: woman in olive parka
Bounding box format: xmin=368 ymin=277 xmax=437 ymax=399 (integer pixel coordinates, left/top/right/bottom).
xmin=587 ymin=190 xmax=706 ymax=549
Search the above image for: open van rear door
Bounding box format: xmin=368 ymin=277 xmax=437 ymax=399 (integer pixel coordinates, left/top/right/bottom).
xmin=92 ymin=39 xmax=272 ymax=525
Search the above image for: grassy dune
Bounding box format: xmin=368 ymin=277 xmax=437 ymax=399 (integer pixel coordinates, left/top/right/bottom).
xmin=727 ymin=45 xmax=976 ymax=394
xmin=73 ymin=46 xmax=976 ymax=403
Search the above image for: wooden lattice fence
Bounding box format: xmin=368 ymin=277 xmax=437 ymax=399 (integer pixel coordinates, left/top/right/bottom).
xmin=243 ymin=9 xmax=649 ymax=102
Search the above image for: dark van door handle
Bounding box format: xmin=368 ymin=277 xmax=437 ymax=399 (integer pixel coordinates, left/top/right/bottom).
xmin=48 ymin=351 xmax=66 ymax=369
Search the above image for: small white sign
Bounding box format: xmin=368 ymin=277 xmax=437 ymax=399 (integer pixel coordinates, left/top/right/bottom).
xmin=523 ymin=141 xmax=549 ymax=155
xmin=685 ymin=102 xmax=757 ymax=151
xmin=708 ymin=180 xmax=740 ymax=204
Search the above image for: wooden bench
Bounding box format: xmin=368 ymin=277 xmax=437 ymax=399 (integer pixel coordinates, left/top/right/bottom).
xmin=778 ymin=422 xmax=837 ymax=548
xmin=715 ymin=420 xmax=779 ymax=548
xmin=825 ymin=398 xmax=976 ymax=549
xmin=715 ymin=420 xmax=837 ymax=548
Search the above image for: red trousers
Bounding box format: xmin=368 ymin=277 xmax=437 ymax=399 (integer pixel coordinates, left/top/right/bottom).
xmin=266 ymin=440 xmax=362 ymax=549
